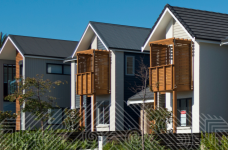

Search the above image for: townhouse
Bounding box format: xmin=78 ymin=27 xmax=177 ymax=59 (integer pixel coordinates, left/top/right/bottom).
xmin=67 ymin=21 xmax=151 ymax=132
xmin=0 ymin=35 xmax=78 ymax=130
xmin=141 ymin=4 xmax=228 ymax=133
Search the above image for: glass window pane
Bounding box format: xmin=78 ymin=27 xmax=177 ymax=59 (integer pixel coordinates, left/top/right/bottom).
xmin=8 ymin=66 xmax=12 ymax=81
xmin=48 ymin=108 xmax=63 ymax=124
xmin=4 ymin=66 xmax=7 ymax=83
xmin=47 ymin=64 xmax=62 ymax=74
xmin=97 ymin=100 xmax=110 ymax=124
xmin=63 ymin=65 xmax=71 ymax=75
xmin=126 ymin=57 xmax=134 ymax=75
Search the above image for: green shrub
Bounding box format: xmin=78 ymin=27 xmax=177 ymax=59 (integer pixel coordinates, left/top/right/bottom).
xmin=200 ymin=132 xmax=228 ymax=150
xmin=0 ymin=129 xmax=97 ymax=150
xmin=103 ymin=134 xmax=166 ymax=150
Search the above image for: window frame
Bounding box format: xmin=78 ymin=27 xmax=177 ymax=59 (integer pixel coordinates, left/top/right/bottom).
xmin=97 ymin=100 xmax=110 ymax=125
xmin=46 ymin=63 xmax=70 ymax=75
xmin=125 ymin=56 xmax=135 ymax=76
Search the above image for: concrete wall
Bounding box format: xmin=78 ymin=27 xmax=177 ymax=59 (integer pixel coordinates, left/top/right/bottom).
xmin=0 ymin=59 xmax=15 ymax=111
xmin=199 ymin=42 xmax=228 ymax=132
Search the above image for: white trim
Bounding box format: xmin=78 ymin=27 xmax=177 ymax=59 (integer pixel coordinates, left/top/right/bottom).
xmin=167 ymin=8 xmax=193 ymax=41
xmin=89 ymin=23 xmax=109 ymax=50
xmin=63 ymin=58 xmax=77 ymax=63
xmin=71 ymin=24 xmax=90 ymax=58
xmin=125 ymin=56 xmax=135 ymax=76
xmin=71 ymin=23 xmax=109 ymax=58
xmin=0 ymin=37 xmax=25 ymax=58
xmin=127 ymin=99 xmax=154 ymax=105
xmin=8 ymin=37 xmax=25 ymax=58
xmin=141 ymin=8 xmax=194 ymax=51
xmin=24 ymin=55 xmax=64 ymax=61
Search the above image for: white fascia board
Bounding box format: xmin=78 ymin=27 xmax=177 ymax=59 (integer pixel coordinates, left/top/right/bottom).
xmin=0 ymin=37 xmax=9 ymax=53
xmin=24 ymin=55 xmax=65 ymax=61
xmin=127 ymin=99 xmax=154 ymax=105
xmin=8 ymin=37 xmax=25 ymax=59
xmin=89 ymin=23 xmax=109 ymax=50
xmin=71 ymin=23 xmax=109 ymax=58
xmin=141 ymin=8 xmax=194 ymax=52
xmin=141 ymin=8 xmax=170 ymax=52
xmin=71 ymin=24 xmax=91 ymax=58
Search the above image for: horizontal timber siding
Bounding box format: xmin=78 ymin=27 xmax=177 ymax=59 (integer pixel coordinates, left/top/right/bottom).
xmin=173 ymin=20 xmax=190 ymax=39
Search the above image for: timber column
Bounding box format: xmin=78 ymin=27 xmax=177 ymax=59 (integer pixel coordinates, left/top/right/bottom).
xmin=154 ymin=92 xmax=157 ymax=109
xmin=80 ymin=95 xmax=83 ymax=126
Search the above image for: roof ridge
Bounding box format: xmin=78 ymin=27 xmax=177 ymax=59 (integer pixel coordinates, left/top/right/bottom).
xmin=9 ymin=34 xmax=78 ymax=42
xmin=89 ymin=21 xmax=151 ymax=30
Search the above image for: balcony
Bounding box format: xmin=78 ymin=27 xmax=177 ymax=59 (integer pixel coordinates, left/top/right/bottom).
xmin=149 ymin=38 xmax=193 ymax=92
xmin=76 ymin=49 xmax=110 ymax=95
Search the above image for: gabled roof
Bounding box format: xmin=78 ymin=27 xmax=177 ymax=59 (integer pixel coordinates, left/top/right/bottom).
xmin=144 ymin=4 xmax=228 ymax=46
xmin=8 ymin=35 xmax=78 ymax=58
xmin=90 ymin=21 xmax=151 ymax=50
xmin=128 ymin=88 xmax=154 ymax=101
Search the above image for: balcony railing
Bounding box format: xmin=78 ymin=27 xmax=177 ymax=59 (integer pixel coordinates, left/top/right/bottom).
xmin=76 ymin=49 xmax=110 ymax=95
xmin=149 ymin=38 xmax=193 ymax=92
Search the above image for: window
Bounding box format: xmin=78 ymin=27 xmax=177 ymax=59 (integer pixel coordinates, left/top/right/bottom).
xmin=47 ymin=63 xmax=70 ymax=75
xmin=97 ymin=100 xmax=110 ymax=125
xmin=125 ymin=56 xmax=135 ymax=75
xmin=3 ymin=64 xmax=16 ymax=98
xmin=48 ymin=108 xmax=64 ymax=125
xmin=177 ymin=98 xmax=192 ymax=127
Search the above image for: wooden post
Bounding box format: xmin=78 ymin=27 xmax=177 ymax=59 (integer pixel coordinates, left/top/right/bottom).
xmin=91 ymin=94 xmax=96 ymax=131
xmin=154 ymin=92 xmax=157 ymax=109
xmin=173 ymin=90 xmax=177 ymax=133
xmin=80 ymin=95 xmax=83 ymax=126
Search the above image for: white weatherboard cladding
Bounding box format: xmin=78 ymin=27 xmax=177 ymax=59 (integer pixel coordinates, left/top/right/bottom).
xmin=110 ymin=50 xmax=124 ymax=131
xmin=91 ymin=35 xmax=97 ymax=49
xmin=97 ymin=37 xmax=107 ymax=50
xmin=166 ymin=19 xmax=173 ymax=39
xmin=199 ymin=42 xmax=228 ymax=132
xmin=173 ymin=20 xmax=190 ymax=39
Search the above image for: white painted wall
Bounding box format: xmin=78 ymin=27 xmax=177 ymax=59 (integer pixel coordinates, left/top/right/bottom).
xmin=110 ymin=50 xmax=124 ymax=131
xmin=199 ymin=42 xmax=228 ymax=132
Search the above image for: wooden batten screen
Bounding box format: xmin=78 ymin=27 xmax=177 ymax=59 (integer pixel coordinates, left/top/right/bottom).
xmin=76 ymin=49 xmax=110 ymax=95
xmin=149 ymin=38 xmax=193 ymax=92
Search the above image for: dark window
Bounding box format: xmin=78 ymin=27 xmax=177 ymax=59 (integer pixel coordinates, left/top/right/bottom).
xmin=97 ymin=100 xmax=110 ymax=125
xmin=125 ymin=56 xmax=135 ymax=75
xmin=48 ymin=108 xmax=64 ymax=125
xmin=3 ymin=64 xmax=16 ymax=98
xmin=177 ymin=98 xmax=192 ymax=127
xmin=46 ymin=63 xmax=70 ymax=75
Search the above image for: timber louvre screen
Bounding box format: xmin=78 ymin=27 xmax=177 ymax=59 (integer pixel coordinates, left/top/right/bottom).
xmin=149 ymin=38 xmax=193 ymax=92
xmin=76 ymin=49 xmax=110 ymax=95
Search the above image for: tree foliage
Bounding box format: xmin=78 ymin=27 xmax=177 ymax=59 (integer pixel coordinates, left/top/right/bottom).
xmin=62 ymin=108 xmax=84 ymax=131
xmin=5 ymin=74 xmax=65 ymax=130
xmin=146 ymin=107 xmax=172 ymax=133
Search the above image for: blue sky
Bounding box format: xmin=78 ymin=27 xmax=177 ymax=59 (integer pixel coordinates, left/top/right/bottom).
xmin=1 ymin=0 xmax=227 ymax=41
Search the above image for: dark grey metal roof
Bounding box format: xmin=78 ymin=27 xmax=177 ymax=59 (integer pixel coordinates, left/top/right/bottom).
xmin=144 ymin=4 xmax=228 ymax=44
xmin=128 ymin=88 xmax=154 ymax=101
xmin=9 ymin=35 xmax=78 ymax=58
xmin=90 ymin=21 xmax=151 ymax=51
